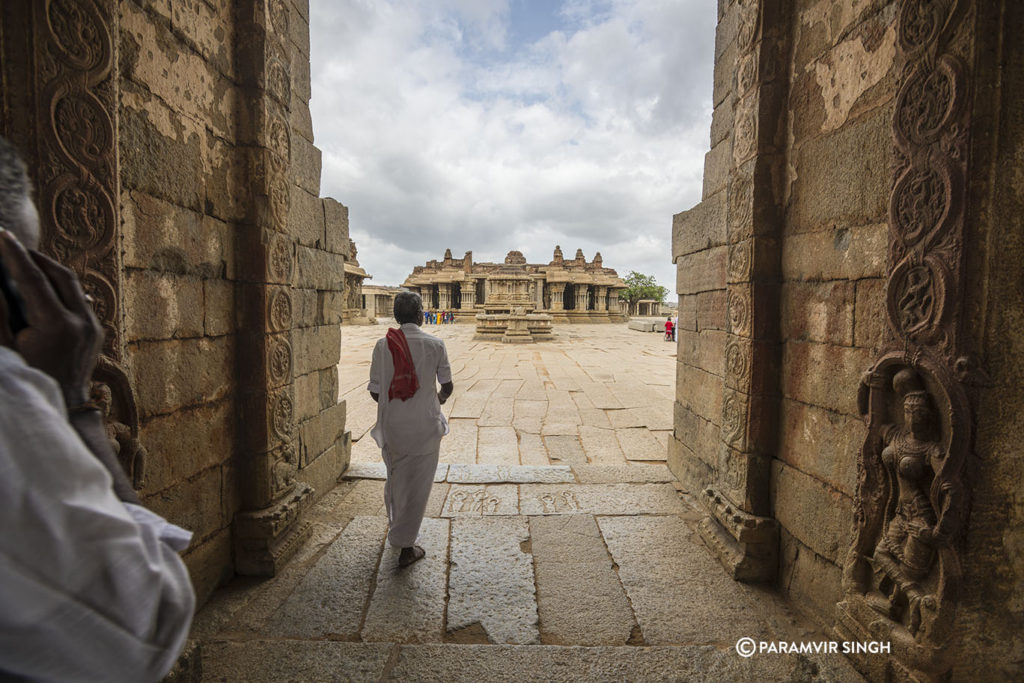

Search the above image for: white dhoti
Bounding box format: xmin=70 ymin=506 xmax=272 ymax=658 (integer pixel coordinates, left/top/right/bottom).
xmin=368 ymin=323 xmax=452 ymax=549
xmin=381 ymin=441 xmax=440 ymax=548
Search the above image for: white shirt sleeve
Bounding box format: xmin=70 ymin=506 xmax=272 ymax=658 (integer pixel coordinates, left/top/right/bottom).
xmin=0 ymin=348 xmax=195 ymax=682
xmin=436 ymin=340 xmax=453 ymax=385
xmin=368 ymin=338 xmax=383 ymax=394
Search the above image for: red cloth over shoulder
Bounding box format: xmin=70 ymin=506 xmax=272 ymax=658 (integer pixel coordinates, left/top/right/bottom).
xmin=386 ymin=328 xmax=419 ymax=401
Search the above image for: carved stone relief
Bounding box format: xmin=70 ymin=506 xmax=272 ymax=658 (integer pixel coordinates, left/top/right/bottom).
xmin=838 ymin=1 xmax=977 ymax=677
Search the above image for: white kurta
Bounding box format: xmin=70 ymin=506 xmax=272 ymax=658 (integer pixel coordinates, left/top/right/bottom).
xmin=0 ymin=346 xmax=196 ymax=682
xmin=368 ymin=323 xmax=452 ymax=547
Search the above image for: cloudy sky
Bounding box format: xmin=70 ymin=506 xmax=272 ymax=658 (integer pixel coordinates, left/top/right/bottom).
xmin=308 ymin=0 xmax=716 ymax=297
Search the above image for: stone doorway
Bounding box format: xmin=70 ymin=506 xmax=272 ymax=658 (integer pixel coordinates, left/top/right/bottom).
xmin=192 ymin=322 xmax=862 ymax=680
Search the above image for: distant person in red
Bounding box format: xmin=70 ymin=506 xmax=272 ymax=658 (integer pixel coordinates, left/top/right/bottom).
xmin=368 ymin=292 xmax=454 ymax=567
xmin=664 ymin=316 xmax=674 ymax=342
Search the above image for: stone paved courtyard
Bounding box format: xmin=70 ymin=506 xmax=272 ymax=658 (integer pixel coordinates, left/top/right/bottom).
xmin=193 ymin=323 xmax=863 ymax=681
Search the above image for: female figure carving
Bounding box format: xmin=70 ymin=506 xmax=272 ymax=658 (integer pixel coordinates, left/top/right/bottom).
xmin=869 ymin=368 xmax=946 ymax=634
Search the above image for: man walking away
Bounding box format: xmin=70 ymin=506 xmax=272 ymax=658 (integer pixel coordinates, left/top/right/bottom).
xmin=368 ymin=292 xmax=454 ymax=567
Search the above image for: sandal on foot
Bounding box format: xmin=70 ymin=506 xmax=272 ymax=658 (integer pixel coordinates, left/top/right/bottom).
xmin=398 ymin=545 xmax=426 ymax=568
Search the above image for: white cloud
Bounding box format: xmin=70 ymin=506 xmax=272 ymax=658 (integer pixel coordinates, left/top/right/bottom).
xmin=309 ymin=0 xmax=715 ymax=298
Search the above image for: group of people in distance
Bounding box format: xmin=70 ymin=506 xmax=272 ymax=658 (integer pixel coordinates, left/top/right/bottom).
xmin=424 ymin=310 xmax=456 ymax=325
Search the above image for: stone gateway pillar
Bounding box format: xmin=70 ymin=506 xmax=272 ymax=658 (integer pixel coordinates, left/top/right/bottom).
xmin=673 ymin=0 xmax=1023 ymax=679
xmin=230 ymin=0 xmax=312 ymax=575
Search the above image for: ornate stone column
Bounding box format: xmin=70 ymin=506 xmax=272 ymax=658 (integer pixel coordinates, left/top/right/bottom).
xmin=462 ymin=282 xmax=476 ymax=309
xmin=596 ymin=286 xmax=608 ymax=311
xmin=695 ymin=0 xmax=788 ymax=583
xmin=231 ymin=0 xmax=312 ymax=576
xmin=438 ymin=282 xmax=450 ymax=309
xmin=549 ymin=283 xmax=563 ymax=311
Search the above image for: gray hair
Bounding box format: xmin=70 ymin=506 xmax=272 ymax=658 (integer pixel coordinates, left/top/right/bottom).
xmin=0 ymin=136 xmax=30 ymax=235
xmin=393 ymin=290 xmax=423 ymax=324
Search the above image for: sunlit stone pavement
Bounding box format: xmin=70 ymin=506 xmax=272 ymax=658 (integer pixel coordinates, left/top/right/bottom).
xmin=340 ymin=321 xmax=677 ymax=468
xmin=193 ymin=322 xmax=863 ymax=681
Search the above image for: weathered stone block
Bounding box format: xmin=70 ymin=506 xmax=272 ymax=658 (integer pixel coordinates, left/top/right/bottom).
xmin=778 ymin=528 xmax=843 ymax=630
xmin=667 ymin=435 xmax=713 ymax=492
xmin=120 ymin=100 xmax=204 ymax=212
xmin=130 ymin=337 xmax=234 ymax=417
xmin=675 ymin=361 xmax=723 ymax=426
xmin=319 ymin=367 xmax=339 ymax=409
xmin=169 ymin=0 xmax=236 ymax=77
xmin=288 ymin=185 xmax=323 ymax=249
xmin=777 ymin=398 xmax=859 ymax=497
xmin=292 ymin=287 xmax=319 ymax=329
xmin=143 ymin=465 xmax=226 ymax=542
xmin=323 ymin=197 xmax=349 ymax=255
xmin=296 ymin=244 xmax=345 ymax=290
xmin=673 ymin=189 xmax=727 ymax=260
xmin=676 ymin=329 xmax=727 ymax=377
xmin=121 ymin=2 xmax=237 ymax=141
xmin=319 ymin=290 xmax=345 ymax=325
xmin=780 ymin=280 xmax=854 ymax=346
xmin=204 ymin=279 xmax=235 ymax=337
xmin=290 ymin=97 xmax=315 ymax=143
xmin=702 ymin=140 xmax=732 ymax=201
xmin=714 ymin=0 xmax=738 ymax=60
xmin=770 ymin=460 xmax=853 ymax=565
xmin=125 ymin=270 xmax=205 ymax=341
xmin=801 ymin=5 xmax=898 ymax=135
xmin=853 ymin=278 xmax=887 ymax=350
xmin=290 ymin=136 xmax=321 ymax=196
xmin=676 ymin=246 xmax=727 ymax=296
xmin=298 ymin=400 xmax=347 ymax=467
xmin=288 ymin=3 xmax=311 ymax=57
xmin=121 ymin=191 xmax=235 ymax=278
xmin=139 ymin=399 xmax=234 ymax=495
xmin=205 ymin=133 xmax=248 ymax=223
xmin=678 ymin=294 xmax=697 ymax=331
xmin=291 ymin=0 xmax=310 ymax=22
xmin=672 ymin=401 xmax=720 ymax=471
xmin=787 ymin=103 xmax=894 ymax=232
xmin=294 ymin=371 xmax=321 ymax=423
xmin=291 ymin=46 xmax=312 ymax=104
xmin=293 ymin=324 xmax=341 ymax=376
xmin=713 ymin=36 xmax=736 ymax=108
xmin=696 ymin=289 xmax=728 ymax=331
xmin=710 ymin=96 xmax=735 ymax=147
xmin=781 ymin=340 xmax=872 ymax=416
xmin=781 ymin=223 xmax=887 ymax=282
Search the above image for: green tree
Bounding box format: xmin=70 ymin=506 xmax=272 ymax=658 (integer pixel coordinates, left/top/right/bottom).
xmin=620 ymin=271 xmax=668 ymax=310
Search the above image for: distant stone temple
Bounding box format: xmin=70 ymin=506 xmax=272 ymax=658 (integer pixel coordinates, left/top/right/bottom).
xmin=360 ymin=284 xmax=403 ymax=320
xmin=341 ymin=239 xmax=372 ymax=325
xmin=402 ymin=246 xmax=627 ymax=323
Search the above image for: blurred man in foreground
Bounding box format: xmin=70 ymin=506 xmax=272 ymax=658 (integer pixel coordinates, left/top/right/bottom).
xmin=0 ymin=136 xmax=195 ymax=681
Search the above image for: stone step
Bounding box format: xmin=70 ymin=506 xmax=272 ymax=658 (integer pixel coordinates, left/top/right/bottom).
xmin=201 ymin=641 xmax=865 ymax=682
xmin=342 ymin=461 xmax=676 ymax=485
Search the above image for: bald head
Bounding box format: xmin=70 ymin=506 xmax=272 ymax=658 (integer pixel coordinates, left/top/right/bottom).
xmin=0 ymin=136 xmax=40 ymax=249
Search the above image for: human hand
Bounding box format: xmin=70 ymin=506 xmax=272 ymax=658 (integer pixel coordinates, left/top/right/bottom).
xmin=0 ymin=230 xmax=103 ymax=409
xmin=438 ymin=391 xmax=448 ymax=405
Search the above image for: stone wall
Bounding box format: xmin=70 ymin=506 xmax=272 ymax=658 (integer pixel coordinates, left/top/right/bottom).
xmin=672 ymin=0 xmax=1023 ymax=679
xmin=1 ymin=0 xmax=350 ymax=607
